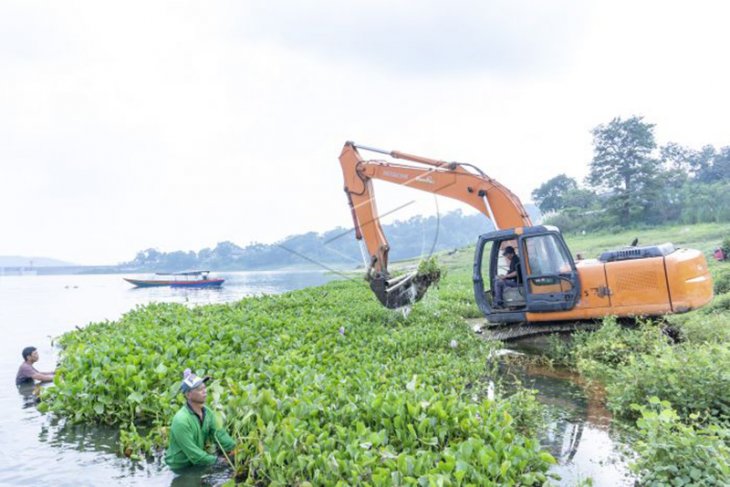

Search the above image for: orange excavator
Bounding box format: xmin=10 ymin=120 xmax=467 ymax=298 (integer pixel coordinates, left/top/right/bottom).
xmin=339 ymin=141 xmax=713 ymax=329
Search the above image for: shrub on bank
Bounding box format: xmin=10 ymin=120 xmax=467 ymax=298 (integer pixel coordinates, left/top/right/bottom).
xmin=701 ymin=292 xmax=730 ymax=314
xmin=713 ymin=271 xmax=730 ymax=295
xmin=630 ymin=398 xmax=730 ymax=486
xmin=570 ymin=317 xmax=669 ymax=381
xmin=41 ymin=279 xmax=555 ymax=485
xmin=669 ymin=312 xmax=730 ymax=345
xmin=606 ymin=344 xmax=730 ymax=423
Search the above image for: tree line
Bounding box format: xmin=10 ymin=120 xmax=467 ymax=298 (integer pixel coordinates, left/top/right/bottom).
xmin=123 ymin=207 xmax=539 ymax=272
xmin=531 ymin=116 xmax=730 ymax=233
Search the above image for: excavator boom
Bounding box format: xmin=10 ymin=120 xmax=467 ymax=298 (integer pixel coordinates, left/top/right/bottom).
xmin=339 ymin=141 xmax=531 ymax=308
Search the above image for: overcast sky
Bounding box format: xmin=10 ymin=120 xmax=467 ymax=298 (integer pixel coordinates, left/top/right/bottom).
xmin=2 ymin=0 xmax=729 ymax=265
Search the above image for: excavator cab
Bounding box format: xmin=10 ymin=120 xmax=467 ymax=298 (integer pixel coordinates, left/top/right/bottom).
xmin=473 ymin=226 xmax=581 ymax=322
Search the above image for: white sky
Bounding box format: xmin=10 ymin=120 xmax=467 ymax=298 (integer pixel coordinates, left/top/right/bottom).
xmin=2 ymin=0 xmax=729 ymax=265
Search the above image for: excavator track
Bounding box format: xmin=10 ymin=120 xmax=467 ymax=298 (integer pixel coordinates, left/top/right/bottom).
xmin=469 ymin=318 xmax=601 ymax=341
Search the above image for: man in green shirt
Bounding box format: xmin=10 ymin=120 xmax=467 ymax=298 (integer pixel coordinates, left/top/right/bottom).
xmin=165 ymin=368 xmax=236 ymax=472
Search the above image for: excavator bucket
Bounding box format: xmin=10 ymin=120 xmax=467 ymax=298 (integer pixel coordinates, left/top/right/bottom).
xmin=369 ymin=270 xmax=441 ymax=309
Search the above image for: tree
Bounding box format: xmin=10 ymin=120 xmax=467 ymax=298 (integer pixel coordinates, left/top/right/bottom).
xmin=695 ymin=146 xmax=730 ymax=183
xmin=531 ymin=174 xmax=578 ymax=213
xmin=660 ymin=142 xmax=695 ymax=177
xmin=587 ymin=116 xmax=661 ymax=225
xmin=562 ymin=188 xmax=598 ymax=210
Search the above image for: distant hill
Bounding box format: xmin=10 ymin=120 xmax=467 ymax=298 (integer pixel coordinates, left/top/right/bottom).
xmin=0 ymin=256 xmax=75 ymax=267
xmin=123 ymin=207 xmax=542 ymax=272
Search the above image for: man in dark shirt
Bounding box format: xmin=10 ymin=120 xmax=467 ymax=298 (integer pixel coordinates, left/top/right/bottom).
xmin=16 ymin=346 xmax=55 ymax=385
xmin=494 ymin=245 xmax=522 ymax=307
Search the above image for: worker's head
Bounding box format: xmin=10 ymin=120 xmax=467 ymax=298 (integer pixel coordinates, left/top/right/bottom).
xmin=180 ymin=368 xmax=210 ymax=404
xmin=22 ymin=346 xmax=38 ymax=363
xmin=502 ymin=246 xmax=516 ymax=258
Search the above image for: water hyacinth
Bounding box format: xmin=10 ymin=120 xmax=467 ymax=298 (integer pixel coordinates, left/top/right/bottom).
xmin=41 ymin=278 xmax=555 ymax=485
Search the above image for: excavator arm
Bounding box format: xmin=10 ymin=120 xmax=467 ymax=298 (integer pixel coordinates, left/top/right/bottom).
xmin=339 ymin=141 xmax=532 ymax=308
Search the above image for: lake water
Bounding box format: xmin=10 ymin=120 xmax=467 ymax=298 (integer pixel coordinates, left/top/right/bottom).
xmin=495 ymin=349 xmax=637 ymax=486
xmin=0 ymin=271 xmax=636 ymax=486
xmin=0 ymin=270 xmax=338 ymax=487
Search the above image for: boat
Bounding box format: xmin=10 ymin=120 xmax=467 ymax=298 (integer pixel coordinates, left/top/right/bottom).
xmin=124 ymin=271 xmax=225 ymax=288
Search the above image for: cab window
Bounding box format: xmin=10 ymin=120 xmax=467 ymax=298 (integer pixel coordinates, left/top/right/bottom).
xmin=524 ymin=234 xmax=573 ymax=286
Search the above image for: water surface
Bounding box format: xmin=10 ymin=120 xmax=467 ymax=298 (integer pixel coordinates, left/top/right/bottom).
xmin=497 ymin=344 xmax=637 ymax=486
xmin=0 ymin=270 xmax=337 ymax=487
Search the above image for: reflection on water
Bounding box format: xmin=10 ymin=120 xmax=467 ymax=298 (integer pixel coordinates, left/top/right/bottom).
xmin=495 ymin=349 xmax=636 ymax=486
xmin=17 ymin=383 xmax=41 ymax=409
xmin=0 ymin=270 xmax=339 ymax=487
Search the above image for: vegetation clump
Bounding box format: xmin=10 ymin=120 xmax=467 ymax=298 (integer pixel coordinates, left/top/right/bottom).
xmin=630 ymin=398 xmax=730 ymax=486
xmin=570 ymin=318 xmax=669 ymax=381
xmin=416 ymin=256 xmax=444 ymax=285
xmin=42 ymin=279 xmax=554 ymax=485
xmin=606 ymin=344 xmax=730 ymax=422
xmin=713 ymin=270 xmax=730 ymax=295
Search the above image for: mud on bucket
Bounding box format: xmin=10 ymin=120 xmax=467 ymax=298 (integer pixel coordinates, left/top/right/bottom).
xmin=369 ymin=268 xmax=441 ymax=309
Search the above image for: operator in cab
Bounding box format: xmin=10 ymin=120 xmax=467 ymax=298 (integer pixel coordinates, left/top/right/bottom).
xmin=494 ymin=245 xmax=522 ymax=308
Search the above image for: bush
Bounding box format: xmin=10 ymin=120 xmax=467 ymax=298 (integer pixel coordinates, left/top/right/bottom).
xmin=606 ymin=344 xmax=730 ymax=422
xmin=702 ymin=292 xmax=730 ymax=314
xmin=630 ymin=398 xmax=730 ymax=486
xmin=571 ymin=317 xmax=669 ymax=380
xmin=670 ymin=313 xmax=730 ymax=345
xmin=544 ymin=334 xmax=575 ymax=367
xmin=544 ymin=210 xmax=615 ymax=235
xmin=714 ymin=270 xmax=730 ymax=295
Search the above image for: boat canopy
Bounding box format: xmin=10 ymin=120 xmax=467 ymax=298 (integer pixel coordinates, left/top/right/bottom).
xmin=154 ymin=270 xmax=212 ymax=276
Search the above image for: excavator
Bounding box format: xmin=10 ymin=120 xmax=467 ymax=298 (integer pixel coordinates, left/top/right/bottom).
xmin=338 ymin=141 xmax=714 ymax=335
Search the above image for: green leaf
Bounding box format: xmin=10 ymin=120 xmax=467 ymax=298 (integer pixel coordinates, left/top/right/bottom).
xmin=127 ymin=392 xmax=143 ymax=404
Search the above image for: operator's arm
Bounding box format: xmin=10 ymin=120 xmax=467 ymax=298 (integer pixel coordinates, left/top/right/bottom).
xmin=170 ymin=418 xmax=217 ymax=467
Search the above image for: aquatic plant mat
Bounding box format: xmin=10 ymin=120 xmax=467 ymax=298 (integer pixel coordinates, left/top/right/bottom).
xmin=42 ymin=279 xmax=555 ymax=485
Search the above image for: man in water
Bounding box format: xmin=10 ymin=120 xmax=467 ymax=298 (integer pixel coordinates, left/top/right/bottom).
xmin=16 ymin=346 xmax=55 ymax=385
xmin=165 ymin=368 xmax=236 ymax=472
